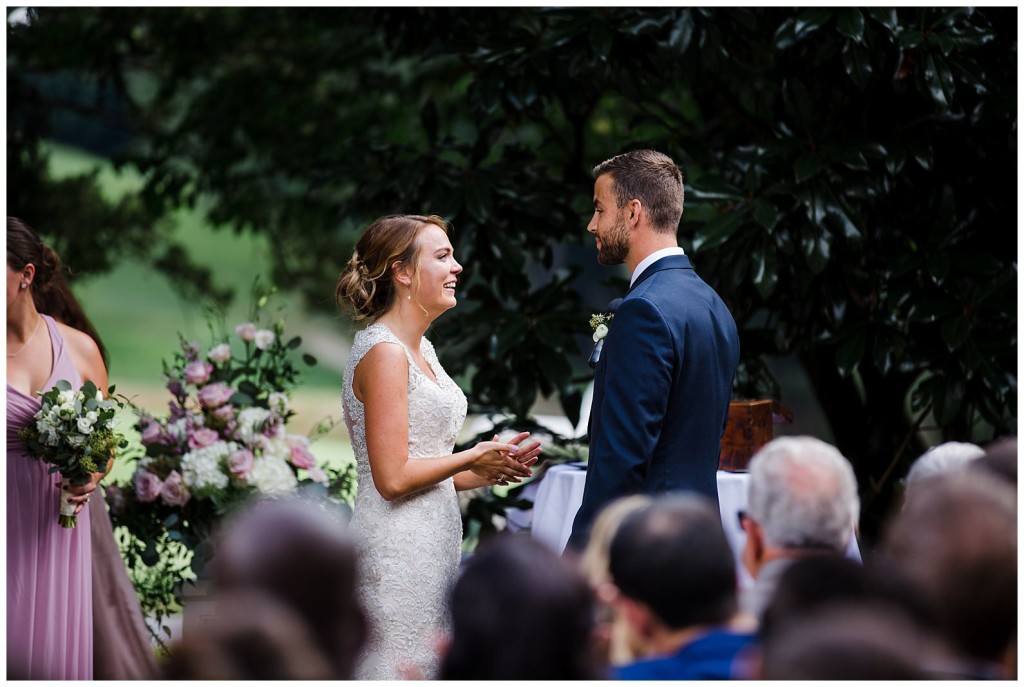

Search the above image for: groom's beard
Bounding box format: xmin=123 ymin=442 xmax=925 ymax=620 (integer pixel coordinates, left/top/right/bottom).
xmin=596 ymin=215 xmax=630 ymax=265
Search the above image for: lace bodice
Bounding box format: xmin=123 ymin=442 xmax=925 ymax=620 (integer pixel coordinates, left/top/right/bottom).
xmin=341 ymin=322 xmax=468 ymax=680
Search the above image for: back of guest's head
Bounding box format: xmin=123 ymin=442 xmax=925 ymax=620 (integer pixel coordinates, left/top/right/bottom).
xmin=440 ymin=535 xmax=603 ymax=680
xmin=592 ymin=149 xmax=683 ymax=232
xmin=883 ymin=470 xmax=1016 ymax=665
xmin=578 ymin=494 xmax=653 ymax=588
xmin=6 ymin=216 xmax=107 ymax=361
xmin=212 ymin=497 xmax=365 ymax=679
xmin=759 ymin=602 xmax=932 ymax=680
xmin=759 ymin=554 xmax=871 ymax=641
xmin=163 ymin=591 xmax=334 ymax=680
xmin=747 ymin=436 xmax=859 ymax=552
xmin=335 ymin=213 xmax=450 ymax=320
xmin=608 ymin=493 xmax=736 ymax=630
xmin=972 ymin=436 xmax=1017 ymax=487
xmin=906 ymin=441 xmax=984 ymax=486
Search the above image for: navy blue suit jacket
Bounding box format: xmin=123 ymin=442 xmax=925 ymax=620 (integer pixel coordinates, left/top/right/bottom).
xmin=568 ymin=254 xmax=740 ymax=549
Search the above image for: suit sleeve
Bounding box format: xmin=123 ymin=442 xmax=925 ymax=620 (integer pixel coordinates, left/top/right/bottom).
xmin=571 ymin=296 xmax=674 ymax=544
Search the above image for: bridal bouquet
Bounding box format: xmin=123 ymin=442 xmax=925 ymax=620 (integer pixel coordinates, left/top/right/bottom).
xmin=109 ymin=292 xmax=356 ymax=641
xmin=18 ymin=379 xmax=128 ymax=528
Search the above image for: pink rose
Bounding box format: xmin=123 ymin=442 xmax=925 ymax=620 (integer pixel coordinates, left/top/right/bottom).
xmin=228 ymin=449 xmax=255 ymax=479
xmin=285 ymin=434 xmax=317 ymax=469
xmin=213 ymin=405 xmax=236 ymax=422
xmin=134 ymin=469 xmax=164 ymax=503
xmin=198 ymin=382 xmax=234 ymax=409
xmin=235 ymin=322 xmax=257 ymax=342
xmin=160 ymin=470 xmax=190 ymax=507
xmin=138 ymin=418 xmax=163 ymax=445
xmin=184 ymin=360 xmax=213 ymax=386
xmin=188 ymin=427 xmax=221 ymax=449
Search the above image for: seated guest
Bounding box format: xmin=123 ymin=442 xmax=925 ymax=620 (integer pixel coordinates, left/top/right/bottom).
xmin=607 ymin=494 xmax=755 ymax=680
xmin=758 ymin=602 xmax=935 ymax=680
xmin=440 ymin=535 xmax=604 ymax=680
xmin=882 ymin=470 xmax=1017 ymax=679
xmin=971 ymin=436 xmax=1017 ymax=487
xmin=211 ymin=497 xmax=367 ymax=679
xmin=904 ymin=441 xmax=984 ymax=494
xmin=163 ymin=591 xmax=334 ymax=680
xmin=578 ymin=494 xmax=653 ymax=666
xmin=738 ymin=436 xmax=860 ymax=620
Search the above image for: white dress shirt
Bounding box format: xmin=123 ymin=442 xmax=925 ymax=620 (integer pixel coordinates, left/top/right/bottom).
xmin=629 ymin=246 xmax=686 ymax=288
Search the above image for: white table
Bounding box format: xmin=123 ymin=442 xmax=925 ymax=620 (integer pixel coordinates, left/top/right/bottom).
xmin=531 ymin=463 xmax=860 ymax=590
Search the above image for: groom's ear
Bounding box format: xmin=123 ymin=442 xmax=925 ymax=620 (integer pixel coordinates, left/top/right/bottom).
xmin=627 ymin=199 xmax=642 ymax=227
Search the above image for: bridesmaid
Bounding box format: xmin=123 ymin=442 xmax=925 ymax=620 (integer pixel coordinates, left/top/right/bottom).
xmin=6 ymin=218 xmax=153 ymax=679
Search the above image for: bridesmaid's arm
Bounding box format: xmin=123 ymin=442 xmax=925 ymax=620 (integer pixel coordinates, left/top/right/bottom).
xmin=58 ymin=323 xmax=113 ymax=512
xmin=357 ymin=343 xmax=528 ymax=501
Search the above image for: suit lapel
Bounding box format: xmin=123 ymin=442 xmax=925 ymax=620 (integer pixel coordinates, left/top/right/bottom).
xmin=626 ymin=254 xmax=693 ymax=295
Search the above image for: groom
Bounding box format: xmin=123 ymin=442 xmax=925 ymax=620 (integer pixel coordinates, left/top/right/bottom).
xmin=567 ymin=149 xmax=740 ymax=550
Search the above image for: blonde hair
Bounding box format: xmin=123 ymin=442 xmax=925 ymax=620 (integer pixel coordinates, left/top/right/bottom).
xmin=335 ymin=214 xmax=449 ymax=320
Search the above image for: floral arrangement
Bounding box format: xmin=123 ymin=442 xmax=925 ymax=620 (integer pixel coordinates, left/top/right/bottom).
xmin=18 ymin=379 xmax=129 ymax=527
xmin=108 ymin=291 xmax=356 ymax=644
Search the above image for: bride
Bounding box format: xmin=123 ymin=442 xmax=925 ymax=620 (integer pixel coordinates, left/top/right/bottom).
xmin=336 ymin=214 xmax=541 ymax=679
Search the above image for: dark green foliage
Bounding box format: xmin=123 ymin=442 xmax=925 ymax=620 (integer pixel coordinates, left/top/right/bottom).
xmin=7 ymin=7 xmax=1016 ymax=535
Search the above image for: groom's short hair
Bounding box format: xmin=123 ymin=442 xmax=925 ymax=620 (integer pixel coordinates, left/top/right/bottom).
xmin=593 ymin=149 xmax=683 ymax=234
xmin=608 ymin=493 xmax=736 ymax=629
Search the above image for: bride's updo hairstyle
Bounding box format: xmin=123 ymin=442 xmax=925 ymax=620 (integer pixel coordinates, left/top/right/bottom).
xmin=336 ymin=214 xmax=450 ymax=321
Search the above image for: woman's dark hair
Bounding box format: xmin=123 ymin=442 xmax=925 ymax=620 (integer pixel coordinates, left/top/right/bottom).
xmin=7 ymin=217 xmax=107 ymax=362
xmin=440 ymin=535 xmax=605 ymax=680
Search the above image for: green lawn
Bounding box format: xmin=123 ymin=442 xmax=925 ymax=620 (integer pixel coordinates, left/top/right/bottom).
xmin=46 ymin=142 xmax=354 ymax=476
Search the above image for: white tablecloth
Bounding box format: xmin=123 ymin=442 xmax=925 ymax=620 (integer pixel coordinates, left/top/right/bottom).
xmin=531 ymin=463 xmax=860 ymax=590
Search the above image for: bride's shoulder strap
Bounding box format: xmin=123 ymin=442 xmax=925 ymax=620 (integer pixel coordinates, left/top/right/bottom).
xmin=350 ymin=322 xmax=409 ymax=368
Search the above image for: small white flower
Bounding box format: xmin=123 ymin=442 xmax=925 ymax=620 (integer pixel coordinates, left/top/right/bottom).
xmin=253 ymin=329 xmax=275 ymax=350
xmin=85 ymin=411 xmax=98 ymax=424
xmin=592 ymin=323 xmax=609 ymax=342
xmin=58 ymin=403 xmax=76 ymax=420
xmin=208 ymin=343 xmax=232 ymax=364
xmin=59 ymin=389 xmax=77 ymax=405
xmin=76 ymin=417 xmax=94 ymax=434
xmin=268 ymin=392 xmax=289 ymax=415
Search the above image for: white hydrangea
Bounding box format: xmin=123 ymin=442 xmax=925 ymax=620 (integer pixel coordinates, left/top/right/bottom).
xmin=180 ymin=440 xmax=236 ymax=491
xmin=248 ymin=456 xmax=298 ymax=494
xmin=236 ymin=407 xmax=272 ymax=445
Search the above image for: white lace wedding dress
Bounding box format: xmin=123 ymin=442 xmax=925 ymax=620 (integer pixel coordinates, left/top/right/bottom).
xmin=342 ymin=322 xmax=468 ymax=680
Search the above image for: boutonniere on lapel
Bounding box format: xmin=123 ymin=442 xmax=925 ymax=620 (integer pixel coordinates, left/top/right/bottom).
xmin=588 ymin=312 xmax=614 ymax=368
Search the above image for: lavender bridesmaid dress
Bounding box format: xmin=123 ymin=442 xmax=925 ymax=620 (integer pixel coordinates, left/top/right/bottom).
xmin=7 ymin=315 xmax=93 ymax=679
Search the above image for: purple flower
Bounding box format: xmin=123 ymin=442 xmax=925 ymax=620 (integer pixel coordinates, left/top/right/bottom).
xmin=228 ymin=449 xmax=255 ymax=479
xmin=188 ymin=427 xmax=221 ymax=450
xmin=168 ymin=400 xmax=186 ymax=420
xmin=182 ymin=339 xmax=201 ymax=361
xmin=167 ymin=379 xmax=186 ymax=398
xmin=285 ymin=434 xmax=317 ymax=469
xmin=138 ymin=417 xmax=163 ymax=446
xmin=198 ymin=382 xmax=234 ymax=409
xmin=160 ymin=470 xmax=190 ymax=507
xmin=134 ymin=470 xmax=164 ymax=503
xmin=184 ymin=360 xmax=213 ymax=386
